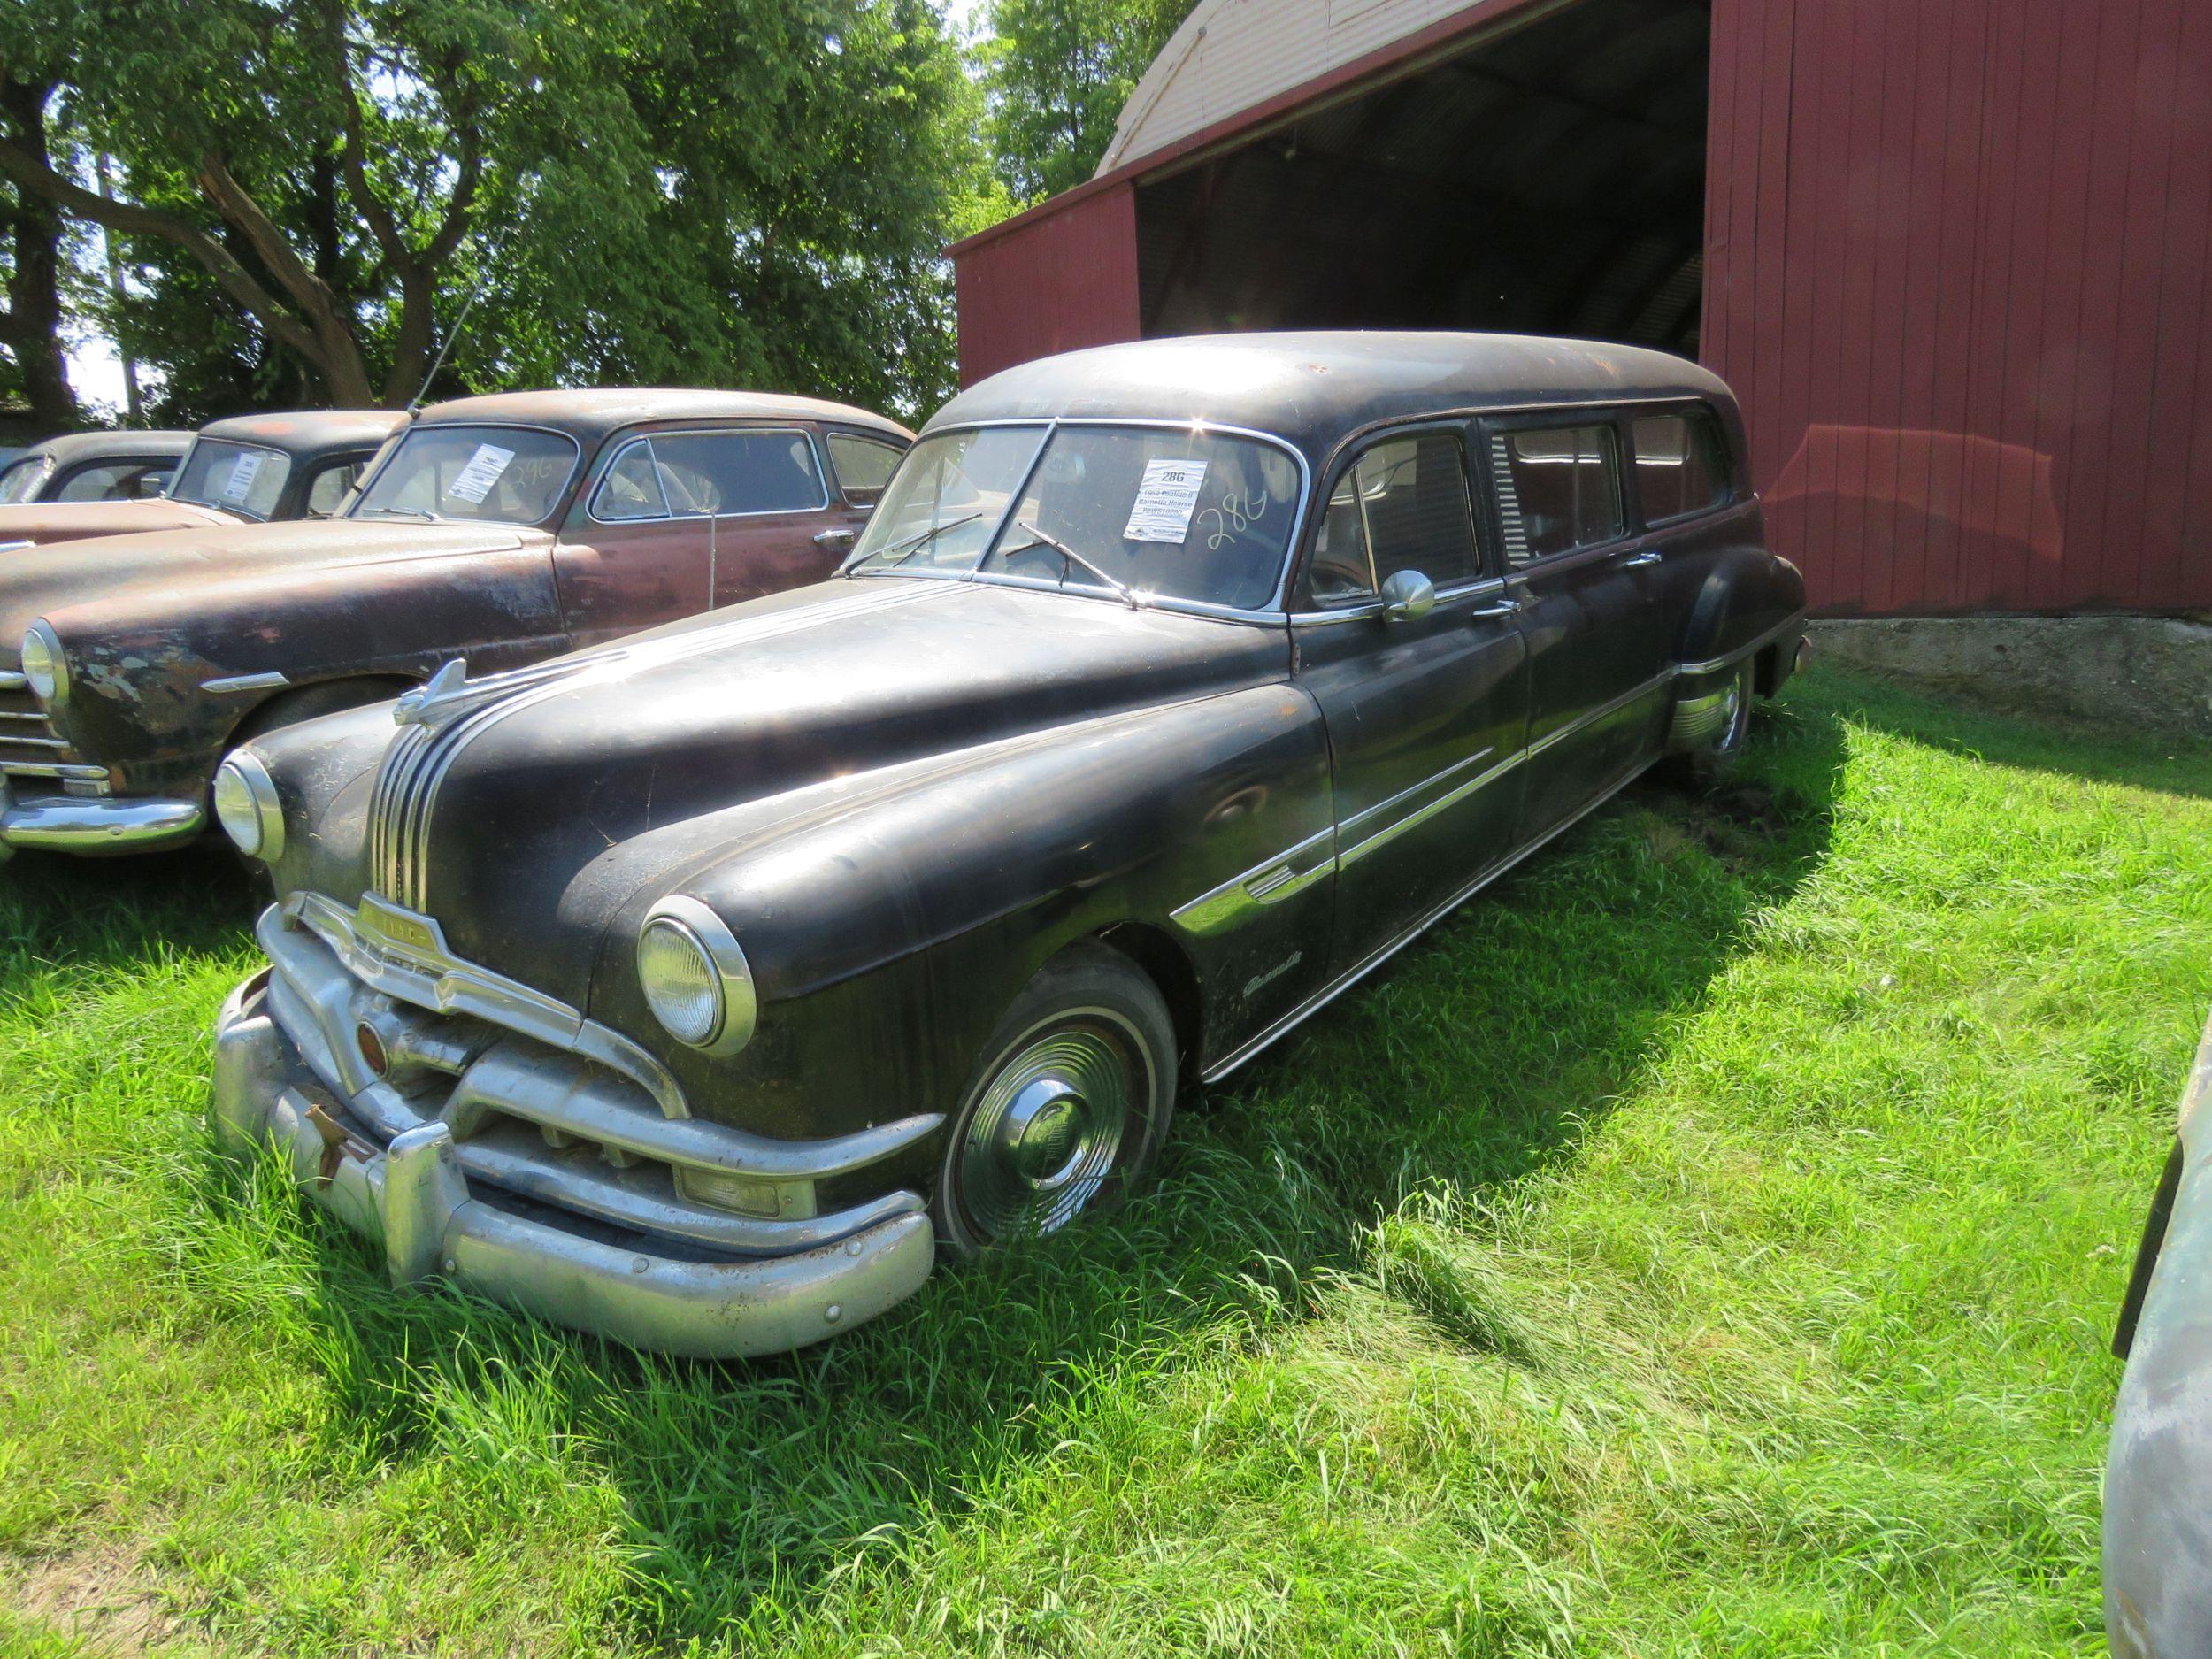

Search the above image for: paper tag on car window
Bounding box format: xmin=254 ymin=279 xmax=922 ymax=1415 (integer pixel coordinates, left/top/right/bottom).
xmin=1123 ymin=459 xmax=1208 ymax=544
xmin=444 ymin=442 xmax=516 ymax=504
xmin=219 ymin=452 xmax=265 ymax=503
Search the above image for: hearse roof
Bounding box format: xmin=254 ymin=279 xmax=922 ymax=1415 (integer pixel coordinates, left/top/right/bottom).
xmin=933 ymin=332 xmax=1733 ymax=459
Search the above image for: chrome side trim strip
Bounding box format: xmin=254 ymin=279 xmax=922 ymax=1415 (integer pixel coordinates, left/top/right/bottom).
xmin=204 ymin=671 xmax=292 ymax=695
xmin=1678 ymin=611 xmax=1806 ymax=677
xmin=1171 ymin=821 xmax=1338 ymax=938
xmin=1201 ymin=759 xmax=1646 ymax=1083
xmin=1171 ymin=667 xmax=1676 ymax=932
xmin=1337 ymin=747 xmax=1521 ymax=870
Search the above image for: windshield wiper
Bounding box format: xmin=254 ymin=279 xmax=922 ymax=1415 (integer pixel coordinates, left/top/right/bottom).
xmin=845 ymin=510 xmax=984 ymax=573
xmin=356 ymin=504 xmax=443 ymax=523
xmin=995 ymin=520 xmax=1140 ymax=609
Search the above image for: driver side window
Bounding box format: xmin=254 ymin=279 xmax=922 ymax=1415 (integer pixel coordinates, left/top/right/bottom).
xmin=1305 ymin=432 xmax=1481 ymax=606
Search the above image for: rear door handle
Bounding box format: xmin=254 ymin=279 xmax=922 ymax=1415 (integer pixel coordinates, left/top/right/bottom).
xmin=1621 ymin=549 xmax=1663 ymax=568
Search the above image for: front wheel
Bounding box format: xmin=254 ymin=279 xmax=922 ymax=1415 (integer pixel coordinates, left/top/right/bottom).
xmin=933 ymin=944 xmax=1178 ymax=1259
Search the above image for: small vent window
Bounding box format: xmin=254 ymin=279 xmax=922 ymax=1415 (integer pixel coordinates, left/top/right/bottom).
xmin=1489 ymin=425 xmax=1623 ymax=566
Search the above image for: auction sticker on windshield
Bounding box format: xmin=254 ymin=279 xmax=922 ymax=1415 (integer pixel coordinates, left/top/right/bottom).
xmin=1123 ymin=459 xmax=1208 ymax=544
xmin=221 ymin=452 xmax=265 ymax=503
xmin=446 ymin=442 xmax=517 ymax=505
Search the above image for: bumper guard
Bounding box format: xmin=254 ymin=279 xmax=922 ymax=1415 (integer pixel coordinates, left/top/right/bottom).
xmin=211 ymin=969 xmax=936 ymax=1357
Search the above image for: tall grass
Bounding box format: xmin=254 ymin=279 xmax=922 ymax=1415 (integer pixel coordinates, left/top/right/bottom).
xmin=0 ymin=666 xmax=2205 ymax=1655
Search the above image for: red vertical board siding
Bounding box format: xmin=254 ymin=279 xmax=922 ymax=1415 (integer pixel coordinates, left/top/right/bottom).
xmin=955 ymin=185 xmax=1141 ymax=388
xmin=2139 ymin=2 xmax=2212 ymax=609
xmin=1709 ymin=0 xmax=2210 ymax=612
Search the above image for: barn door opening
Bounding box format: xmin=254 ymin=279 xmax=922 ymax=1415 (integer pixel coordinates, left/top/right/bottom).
xmin=1133 ymin=0 xmax=1709 ymax=354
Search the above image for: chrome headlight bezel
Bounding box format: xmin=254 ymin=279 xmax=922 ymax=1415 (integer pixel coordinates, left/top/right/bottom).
xmin=19 ymin=620 xmax=67 ymax=706
xmin=636 ymin=895 xmax=757 ymax=1056
xmin=211 ymin=749 xmax=285 ymax=862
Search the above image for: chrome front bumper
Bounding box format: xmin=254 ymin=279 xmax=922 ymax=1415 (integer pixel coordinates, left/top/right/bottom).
xmin=0 ymin=780 xmax=203 ymax=855
xmin=210 ymin=915 xmax=938 ymax=1357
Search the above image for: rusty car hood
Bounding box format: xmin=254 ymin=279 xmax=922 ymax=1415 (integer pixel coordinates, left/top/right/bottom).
xmin=0 ymin=497 xmax=243 ymax=550
xmin=281 ymin=577 xmax=1294 ymax=1004
xmin=0 ymin=518 xmax=547 ymax=652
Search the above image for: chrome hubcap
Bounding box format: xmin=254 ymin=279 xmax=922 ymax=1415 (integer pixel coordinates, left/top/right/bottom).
xmin=1715 ymin=680 xmax=1743 ymax=748
xmin=957 ymin=1018 xmax=1136 ymax=1240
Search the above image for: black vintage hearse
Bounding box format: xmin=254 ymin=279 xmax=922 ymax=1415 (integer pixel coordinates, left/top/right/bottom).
xmin=208 ymin=334 xmax=1806 ymax=1356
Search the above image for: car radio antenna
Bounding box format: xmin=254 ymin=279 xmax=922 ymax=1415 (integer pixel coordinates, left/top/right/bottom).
xmin=407 ymin=272 xmax=488 ymax=412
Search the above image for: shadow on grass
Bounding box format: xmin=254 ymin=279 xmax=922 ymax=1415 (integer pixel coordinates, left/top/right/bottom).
xmin=0 ymin=842 xmax=258 ymax=981
xmin=175 ymin=687 xmax=1851 ymax=1645
xmin=1809 ymin=661 xmax=2212 ymax=800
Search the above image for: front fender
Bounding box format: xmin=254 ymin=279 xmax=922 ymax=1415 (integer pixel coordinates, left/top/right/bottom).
xmin=583 ymin=683 xmax=1333 ymax=1148
xmin=37 ymin=551 xmax=565 ymax=791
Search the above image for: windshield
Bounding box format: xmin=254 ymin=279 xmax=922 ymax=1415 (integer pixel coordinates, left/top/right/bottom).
xmin=169 ymin=439 xmax=291 ymax=520
xmin=847 ymin=424 xmax=1302 ymax=611
xmin=349 ymin=425 xmax=580 ymax=526
xmin=0 ymin=456 xmax=50 ymax=504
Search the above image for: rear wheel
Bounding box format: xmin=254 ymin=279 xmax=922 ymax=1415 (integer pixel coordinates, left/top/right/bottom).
xmin=1663 ymin=659 xmax=1755 ymax=786
xmin=933 ymin=944 xmax=1177 ymax=1259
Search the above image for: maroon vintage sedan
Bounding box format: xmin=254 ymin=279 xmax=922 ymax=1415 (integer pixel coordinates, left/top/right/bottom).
xmin=0 ymin=388 xmax=910 ymax=856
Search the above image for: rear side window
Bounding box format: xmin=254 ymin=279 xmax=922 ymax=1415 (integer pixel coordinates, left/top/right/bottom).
xmin=1307 ymin=432 xmax=1480 ymax=604
xmin=591 ymin=429 xmax=826 ymax=521
xmin=1488 ymin=425 xmax=1624 ymax=565
xmin=1632 ymin=411 xmax=1731 ymax=524
xmin=827 ymin=434 xmax=902 ymax=506
xmin=57 ymin=459 xmax=174 ymax=503
xmin=303 ymin=460 xmax=366 ymax=518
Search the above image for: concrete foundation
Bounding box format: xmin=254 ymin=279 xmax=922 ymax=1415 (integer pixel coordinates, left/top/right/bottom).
xmin=1807 ymin=616 xmax=2212 ymax=743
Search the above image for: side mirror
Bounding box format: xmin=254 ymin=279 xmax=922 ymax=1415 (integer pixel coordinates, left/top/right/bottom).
xmin=1379 ymin=568 xmax=1437 ymax=622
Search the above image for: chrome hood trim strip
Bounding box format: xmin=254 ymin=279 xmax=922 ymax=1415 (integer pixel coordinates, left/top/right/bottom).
xmin=365 ymin=583 xmax=941 ymax=910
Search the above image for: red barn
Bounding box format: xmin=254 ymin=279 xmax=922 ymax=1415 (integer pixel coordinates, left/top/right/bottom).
xmin=949 ymin=0 xmax=2212 ymax=616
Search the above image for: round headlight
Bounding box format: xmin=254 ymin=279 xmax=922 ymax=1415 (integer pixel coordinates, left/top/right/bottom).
xmin=19 ymin=621 xmax=66 ymax=705
xmin=636 ymin=896 xmax=756 ymax=1054
xmin=211 ymin=750 xmax=285 ymax=862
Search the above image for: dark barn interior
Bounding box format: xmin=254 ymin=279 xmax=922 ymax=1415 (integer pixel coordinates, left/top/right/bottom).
xmin=1134 ymin=0 xmax=1711 ymax=354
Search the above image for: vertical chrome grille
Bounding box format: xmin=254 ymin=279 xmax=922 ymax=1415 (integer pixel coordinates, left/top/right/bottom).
xmin=0 ymin=676 xmax=102 ymax=783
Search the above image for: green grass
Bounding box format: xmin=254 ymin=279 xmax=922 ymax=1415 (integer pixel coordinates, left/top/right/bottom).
xmin=0 ymin=664 xmax=2207 ymax=1656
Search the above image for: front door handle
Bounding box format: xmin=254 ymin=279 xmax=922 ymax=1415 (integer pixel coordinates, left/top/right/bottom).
xmin=1467 ymin=596 xmax=1522 ymax=618
xmin=814 ymin=527 xmax=857 ymax=551
xmin=1621 ymin=549 xmax=1663 ymax=568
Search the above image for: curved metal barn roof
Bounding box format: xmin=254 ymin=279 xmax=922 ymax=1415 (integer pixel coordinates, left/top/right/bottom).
xmin=1101 ymin=0 xmax=1492 ymax=173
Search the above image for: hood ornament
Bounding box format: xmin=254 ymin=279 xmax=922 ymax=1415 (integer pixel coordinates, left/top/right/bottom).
xmin=394 ymin=658 xmax=469 ymax=728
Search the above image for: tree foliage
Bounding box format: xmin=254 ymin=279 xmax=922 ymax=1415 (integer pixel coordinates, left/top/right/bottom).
xmin=975 ymin=0 xmax=1193 ymax=204
xmin=0 ymin=0 xmax=982 ymax=419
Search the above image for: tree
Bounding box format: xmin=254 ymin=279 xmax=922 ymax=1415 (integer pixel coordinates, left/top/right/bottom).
xmin=0 ymin=0 xmax=982 ymax=417
xmin=975 ymin=0 xmax=1194 ymax=204
xmin=0 ymin=72 xmax=78 ymax=430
